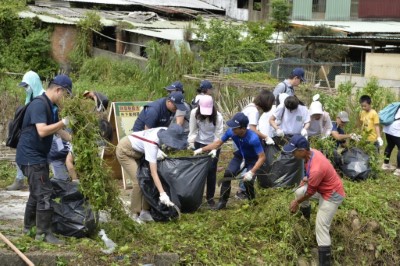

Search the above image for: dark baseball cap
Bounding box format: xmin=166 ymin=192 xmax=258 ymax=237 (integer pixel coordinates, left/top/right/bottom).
xmin=51 ymin=74 xmax=73 ymax=95
xmin=200 ymin=80 xmax=213 ymax=90
xmin=226 ymin=112 xmax=249 ymax=128
xmin=165 ymin=81 xmax=183 ymax=92
xmin=168 ymin=91 xmax=187 ymax=111
xmin=283 ymin=135 xmax=310 ymax=153
xmin=292 ymin=68 xmax=306 ymax=82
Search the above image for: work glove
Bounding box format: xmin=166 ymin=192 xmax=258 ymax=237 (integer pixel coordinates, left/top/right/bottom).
xmin=187 ymin=143 xmax=195 ymax=150
xmin=301 ymin=128 xmax=308 ymax=138
xmin=208 ymin=149 xmax=217 ymax=158
xmin=243 ymin=171 xmax=254 ymax=182
xmin=193 ymin=148 xmax=203 ymax=156
xmin=276 ymin=128 xmax=284 ymax=137
xmin=159 ymin=192 xmax=174 ymax=207
xmin=377 ymin=137 xmax=384 ymax=147
xmin=157 ymin=149 xmax=168 ymax=160
xmin=62 ymin=117 xmax=70 ymax=126
xmin=350 ymin=133 xmax=361 ymax=142
xmin=265 ymin=137 xmax=275 ymax=145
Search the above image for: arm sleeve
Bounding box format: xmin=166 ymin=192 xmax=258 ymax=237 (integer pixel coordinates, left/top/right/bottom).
xmin=303 ymin=107 xmax=311 ymax=124
xmin=273 ymin=83 xmax=285 ymax=98
xmin=187 ymin=109 xmax=198 ymax=144
xmin=273 ymin=106 xmax=283 ymax=121
xmin=220 ymin=128 xmax=232 ymax=142
xmin=323 ymin=113 xmax=333 ymax=135
xmin=253 ymin=139 xmax=264 ymax=155
xmin=144 ymin=143 xmax=159 ymax=163
xmin=30 ymin=101 xmax=49 ymax=125
xmin=215 ymin=112 xmax=224 ymax=140
xmin=247 ymin=108 xmax=259 ymax=126
xmin=372 ymin=111 xmax=380 ymax=125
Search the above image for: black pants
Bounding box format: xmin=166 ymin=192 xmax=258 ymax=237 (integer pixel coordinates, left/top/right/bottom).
xmin=384 ymin=133 xmax=400 ymax=168
xmin=20 ymin=164 xmax=53 ymax=211
xmin=195 ymin=142 xmax=220 ymax=201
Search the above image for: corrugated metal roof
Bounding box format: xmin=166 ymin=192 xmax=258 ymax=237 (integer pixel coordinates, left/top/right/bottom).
xmin=292 ymin=21 xmax=400 ymax=34
xmin=61 ymin=0 xmax=222 ymax=10
xmin=125 ymin=28 xmax=186 ymax=40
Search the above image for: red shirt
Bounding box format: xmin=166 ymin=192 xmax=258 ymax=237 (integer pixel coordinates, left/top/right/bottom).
xmin=305 ymin=149 xmax=345 ymax=200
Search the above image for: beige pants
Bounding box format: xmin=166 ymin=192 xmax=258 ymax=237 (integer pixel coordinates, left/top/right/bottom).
xmin=116 ymin=136 xmax=150 ymax=214
xmin=295 ymin=185 xmax=342 ymax=246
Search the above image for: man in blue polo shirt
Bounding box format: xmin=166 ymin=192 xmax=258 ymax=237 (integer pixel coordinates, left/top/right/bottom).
xmin=16 ymin=74 xmax=72 ymax=244
xmin=132 ymin=91 xmax=187 ymax=132
xmin=193 ymin=112 xmax=266 ymax=210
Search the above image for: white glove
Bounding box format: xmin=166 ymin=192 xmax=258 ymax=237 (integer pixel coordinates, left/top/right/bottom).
xmin=187 ymin=143 xmax=195 ymax=150
xmin=157 ymin=149 xmax=168 ymax=160
xmin=208 ymin=149 xmax=217 ymax=158
xmin=265 ymin=137 xmax=275 ymax=145
xmin=377 ymin=137 xmax=384 ymax=147
xmin=243 ymin=171 xmax=254 ymax=182
xmin=193 ymin=148 xmax=203 ymax=156
xmin=159 ymin=192 xmax=174 ymax=207
xmin=276 ymin=129 xmax=284 ymax=137
xmin=62 ymin=117 xmax=70 ymax=126
xmin=350 ymin=133 xmax=361 ymax=142
xmin=301 ymin=128 xmax=308 ymax=137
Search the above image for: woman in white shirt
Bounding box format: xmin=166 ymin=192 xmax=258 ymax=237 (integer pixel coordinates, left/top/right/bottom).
xmin=188 ymin=95 xmax=224 ymax=207
xmin=382 ymin=107 xmax=400 ymax=175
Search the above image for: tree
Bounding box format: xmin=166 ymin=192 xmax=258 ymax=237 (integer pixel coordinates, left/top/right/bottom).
xmin=271 ymin=0 xmax=291 ymax=43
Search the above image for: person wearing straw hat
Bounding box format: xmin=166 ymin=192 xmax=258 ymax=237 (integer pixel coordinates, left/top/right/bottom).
xmin=193 ymin=112 xmax=266 ymax=210
xmin=285 ymin=135 xmax=345 ymax=266
xmin=83 ymin=90 xmax=109 ymax=112
xmin=116 ymin=124 xmax=188 ymax=224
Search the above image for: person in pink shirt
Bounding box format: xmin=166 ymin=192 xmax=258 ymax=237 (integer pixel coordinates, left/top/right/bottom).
xmin=284 ymin=135 xmax=345 ymax=266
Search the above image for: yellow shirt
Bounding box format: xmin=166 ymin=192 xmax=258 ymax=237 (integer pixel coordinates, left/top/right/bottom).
xmin=360 ymin=109 xmax=379 ymax=142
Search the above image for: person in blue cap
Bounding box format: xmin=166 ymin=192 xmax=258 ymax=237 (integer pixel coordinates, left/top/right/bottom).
xmin=284 ymin=135 xmax=345 ymax=266
xmin=7 ymin=71 xmax=46 ymax=191
xmin=191 ymin=80 xmax=213 ymax=108
xmin=16 ymin=74 xmax=73 ymax=244
xmin=273 ymin=67 xmax=306 ymax=105
xmin=132 ymin=91 xmax=187 ymax=132
xmin=193 ymin=112 xmax=266 ymax=210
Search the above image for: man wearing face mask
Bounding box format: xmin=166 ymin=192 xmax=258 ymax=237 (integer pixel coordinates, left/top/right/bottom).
xmin=7 ymin=71 xmax=46 ymax=191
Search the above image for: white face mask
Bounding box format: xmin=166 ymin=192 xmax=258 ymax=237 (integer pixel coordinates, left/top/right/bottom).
xmin=24 ymin=85 xmax=32 ymax=95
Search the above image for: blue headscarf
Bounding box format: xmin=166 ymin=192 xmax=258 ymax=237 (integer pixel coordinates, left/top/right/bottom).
xmin=20 ymin=71 xmax=45 ymax=105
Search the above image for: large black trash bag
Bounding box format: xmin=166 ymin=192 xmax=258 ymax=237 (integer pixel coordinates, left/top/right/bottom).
xmin=339 ymin=148 xmax=371 ymax=181
xmin=257 ymin=150 xmax=303 ymax=188
xmin=137 ymin=155 xmax=211 ymax=221
xmin=51 ymin=179 xmax=98 ymax=238
xmin=256 ymin=144 xmax=280 ymax=187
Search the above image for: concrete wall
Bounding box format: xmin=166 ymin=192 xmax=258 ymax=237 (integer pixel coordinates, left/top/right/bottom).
xmin=203 ymin=0 xmax=249 ymax=20
xmin=50 ymin=25 xmax=77 ymax=71
xmin=335 ymin=74 xmax=400 ymax=96
xmin=365 ymin=53 xmax=400 ymax=80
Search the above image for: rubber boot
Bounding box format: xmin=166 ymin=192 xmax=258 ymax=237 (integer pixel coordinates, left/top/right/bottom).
xmin=300 ymin=205 xmax=311 ymax=221
xmin=6 ymin=179 xmax=25 ymax=191
xmin=214 ymin=182 xmax=231 ymax=210
xmin=318 ymin=246 xmax=331 ymax=266
xmin=23 ymin=204 xmax=36 ymax=234
xmin=35 ymin=210 xmax=64 ymax=244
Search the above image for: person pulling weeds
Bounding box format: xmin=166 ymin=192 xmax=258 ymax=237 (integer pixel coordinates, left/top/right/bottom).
xmin=193 ymin=112 xmax=266 ymax=210
xmin=286 ymin=135 xmax=345 ymax=266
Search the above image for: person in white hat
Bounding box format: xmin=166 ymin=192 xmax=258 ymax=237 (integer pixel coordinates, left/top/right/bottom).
xmin=307 ymin=96 xmax=332 ymax=138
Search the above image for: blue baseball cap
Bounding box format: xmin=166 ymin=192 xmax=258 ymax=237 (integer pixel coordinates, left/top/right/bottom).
xmin=291 ymin=68 xmax=306 ymax=82
xmin=200 ymin=80 xmax=213 ymax=90
xmin=51 ymin=74 xmax=73 ymax=95
xmin=283 ymin=135 xmax=310 ymax=153
xmin=168 ymin=91 xmax=187 ymax=111
xmin=226 ymin=112 xmax=249 ymax=128
xmin=165 ymin=81 xmax=183 ymax=92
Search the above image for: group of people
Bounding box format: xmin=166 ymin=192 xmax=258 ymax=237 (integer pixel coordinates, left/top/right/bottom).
xmin=8 ymin=67 xmax=400 ymax=266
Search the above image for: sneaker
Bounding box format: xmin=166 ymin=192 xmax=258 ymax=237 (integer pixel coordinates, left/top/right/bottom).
xmin=138 ymin=210 xmax=154 ymax=222
xmin=130 ymin=213 xmax=144 ymax=224
xmin=382 ymin=163 xmax=396 ymax=170
xmin=393 ymin=169 xmax=400 ymax=176
xmin=234 ymin=191 xmax=249 ymax=200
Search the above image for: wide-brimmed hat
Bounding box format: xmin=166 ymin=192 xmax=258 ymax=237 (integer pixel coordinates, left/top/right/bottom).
xmin=157 ymin=124 xmax=188 ymax=150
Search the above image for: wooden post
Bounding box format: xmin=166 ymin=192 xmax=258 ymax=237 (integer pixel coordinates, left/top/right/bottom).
xmin=320 ymin=65 xmax=331 ymax=93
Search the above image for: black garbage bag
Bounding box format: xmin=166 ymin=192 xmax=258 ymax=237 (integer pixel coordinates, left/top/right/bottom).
xmin=257 ymin=150 xmax=303 ymax=188
xmin=256 ymin=144 xmax=280 ymax=187
xmin=137 ymin=155 xmax=211 ymax=221
xmin=51 ymin=179 xmax=98 ymax=238
xmin=339 ymin=148 xmax=371 ymax=181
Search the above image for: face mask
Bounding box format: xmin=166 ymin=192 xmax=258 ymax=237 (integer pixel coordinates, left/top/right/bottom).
xmin=24 ymin=85 xmax=33 ymax=95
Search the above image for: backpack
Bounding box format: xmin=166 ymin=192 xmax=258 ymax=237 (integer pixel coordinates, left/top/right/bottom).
xmin=6 ymin=95 xmax=51 ymax=148
xmin=379 ymin=102 xmax=400 ymax=126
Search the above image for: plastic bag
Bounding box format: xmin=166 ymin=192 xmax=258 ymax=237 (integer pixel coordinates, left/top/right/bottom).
xmin=137 ymin=155 xmax=211 ymax=221
xmin=51 ymin=179 xmax=98 ymax=238
xmin=339 ymin=148 xmax=371 ymax=181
